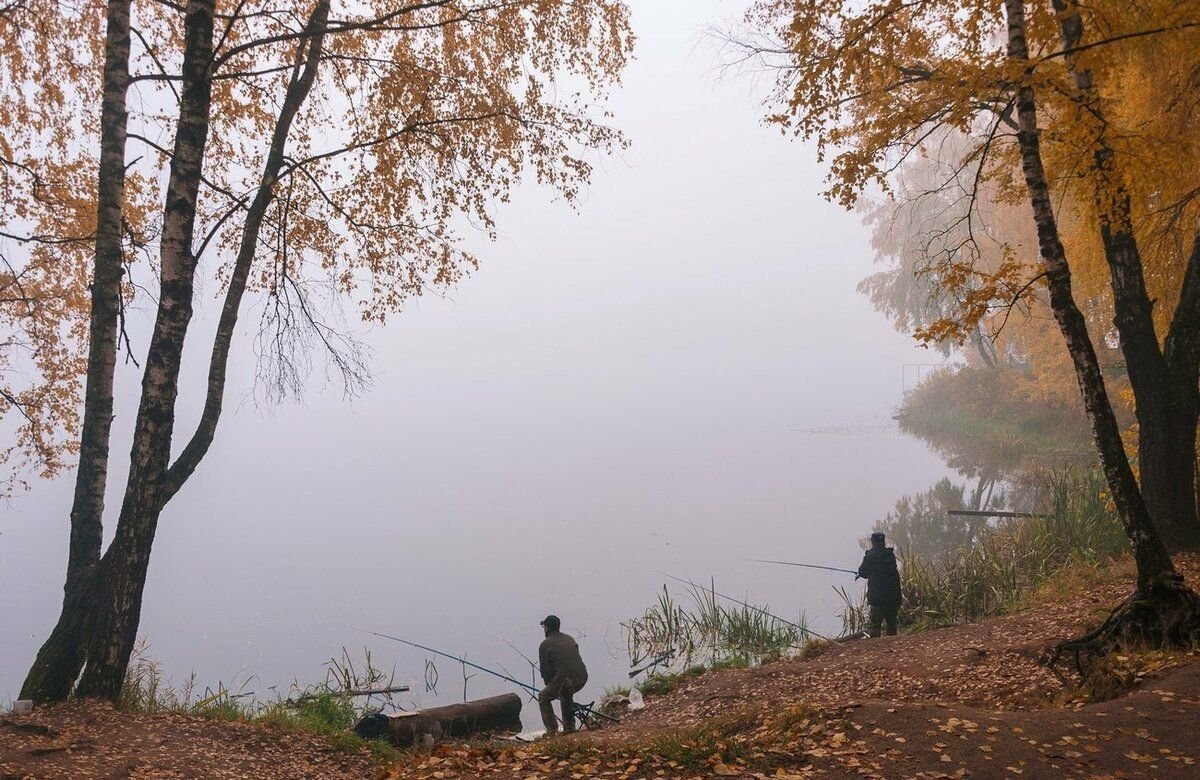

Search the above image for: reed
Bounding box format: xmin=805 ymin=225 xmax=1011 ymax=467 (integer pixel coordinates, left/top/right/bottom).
xmin=624 ymin=581 xmax=806 ymax=675
xmin=840 ymin=469 xmax=1125 ymax=633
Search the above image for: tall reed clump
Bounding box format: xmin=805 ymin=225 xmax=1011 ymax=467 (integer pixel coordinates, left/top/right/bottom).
xmin=839 ymin=469 xmax=1126 ymax=634
xmin=623 ymin=581 xmax=809 ymax=675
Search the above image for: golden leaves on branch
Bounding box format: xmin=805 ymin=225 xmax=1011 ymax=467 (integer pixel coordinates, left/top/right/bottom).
xmin=0 ymin=1 xmax=109 ymax=495
xmin=741 ymin=0 xmax=1200 ymax=383
xmin=1 ymin=0 xmax=633 ymax=486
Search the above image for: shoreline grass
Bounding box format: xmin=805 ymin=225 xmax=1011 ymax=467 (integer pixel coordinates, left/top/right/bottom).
xmin=622 ymin=581 xmax=810 ymax=679
xmin=117 ymin=644 xmax=400 ymax=760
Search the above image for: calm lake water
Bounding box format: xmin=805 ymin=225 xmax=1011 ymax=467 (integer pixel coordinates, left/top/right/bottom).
xmin=3 ymin=422 xmax=948 ymax=727
xmin=1 ymin=0 xmax=954 ymax=728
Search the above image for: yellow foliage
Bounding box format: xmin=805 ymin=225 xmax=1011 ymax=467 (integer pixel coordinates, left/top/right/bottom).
xmin=0 ymin=1 xmax=108 ymax=494
xmin=743 ymin=0 xmax=1200 ymax=423
xmin=0 ymin=0 xmax=633 ymax=491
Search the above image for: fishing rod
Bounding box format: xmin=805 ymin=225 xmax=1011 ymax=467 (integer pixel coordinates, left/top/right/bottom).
xmin=750 ymin=558 xmax=858 ymax=576
xmin=358 ymin=628 xmax=539 ymax=694
xmin=656 ymin=571 xmax=831 ymax=641
xmin=359 ymin=629 xmax=620 ymax=725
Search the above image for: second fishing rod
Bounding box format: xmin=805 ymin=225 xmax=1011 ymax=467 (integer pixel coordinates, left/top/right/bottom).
xmin=750 ymin=558 xmax=859 ymax=576
xmin=361 ymin=629 xmax=539 ymax=695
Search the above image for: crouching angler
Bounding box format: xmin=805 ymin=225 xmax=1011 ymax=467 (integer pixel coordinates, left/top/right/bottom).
xmin=857 ymin=532 xmax=901 ymax=637
xmin=537 ymin=614 xmax=588 ymax=734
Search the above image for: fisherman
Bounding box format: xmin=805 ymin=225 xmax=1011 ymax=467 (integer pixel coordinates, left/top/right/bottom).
xmin=537 ymin=614 xmax=589 ymax=735
xmin=856 ymin=532 xmax=902 ymax=637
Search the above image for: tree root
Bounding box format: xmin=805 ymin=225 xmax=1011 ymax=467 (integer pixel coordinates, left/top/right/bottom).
xmin=1045 ymin=573 xmax=1200 ymax=684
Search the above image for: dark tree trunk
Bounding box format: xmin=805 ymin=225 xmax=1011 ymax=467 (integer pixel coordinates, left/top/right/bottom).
xmin=422 ymin=693 xmax=524 ymax=737
xmin=19 ymin=578 xmax=98 ymax=702
xmin=20 ymin=0 xmax=132 ymax=703
xmin=1008 ymin=0 xmax=1200 ymax=656
xmin=73 ymin=511 xmax=158 ymax=698
xmin=23 ymin=0 xmax=334 ymax=702
xmin=1051 ymin=0 xmax=1200 ymax=550
xmin=73 ymin=0 xmax=218 ymax=701
xmin=1140 ymin=395 xmax=1200 ymax=550
xmin=1004 ymin=0 xmax=1178 ymax=592
xmin=1160 ymin=229 xmax=1200 ymax=548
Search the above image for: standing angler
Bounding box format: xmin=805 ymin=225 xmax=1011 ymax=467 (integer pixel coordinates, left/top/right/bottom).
xmin=537 ymin=615 xmax=588 ymax=735
xmin=857 ymin=532 xmax=902 ymax=637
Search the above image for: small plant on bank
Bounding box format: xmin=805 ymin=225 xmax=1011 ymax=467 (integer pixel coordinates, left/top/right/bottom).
xmin=118 ymin=641 xmax=255 ymax=719
xmin=634 ymin=718 xmax=751 ymax=771
xmin=796 ymin=638 xmax=833 ymax=661
xmin=597 ymin=683 xmax=635 ymax=718
xmin=1056 ymin=649 xmax=1193 ymax=704
xmin=636 ymin=666 xmax=706 ymax=697
xmin=833 ymin=585 xmax=868 ymax=638
xmin=709 ymin=654 xmax=753 ymax=672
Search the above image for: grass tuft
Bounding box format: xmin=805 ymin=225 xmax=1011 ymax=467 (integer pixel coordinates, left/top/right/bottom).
xmin=634 ymin=718 xmax=751 ymax=770
xmin=635 ymin=666 xmax=706 ymax=697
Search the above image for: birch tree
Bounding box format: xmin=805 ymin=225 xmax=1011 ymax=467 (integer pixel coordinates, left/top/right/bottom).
xmin=732 ymin=0 xmax=1200 ymax=649
xmin=7 ymin=0 xmax=631 ymax=702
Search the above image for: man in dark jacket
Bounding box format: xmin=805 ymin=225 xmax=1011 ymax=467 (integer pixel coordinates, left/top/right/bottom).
xmin=857 ymin=532 xmax=901 ymax=637
xmin=537 ymin=615 xmax=588 ymax=734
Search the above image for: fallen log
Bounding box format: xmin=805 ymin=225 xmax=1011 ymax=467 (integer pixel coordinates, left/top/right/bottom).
xmin=354 ymin=692 xmax=523 ymax=747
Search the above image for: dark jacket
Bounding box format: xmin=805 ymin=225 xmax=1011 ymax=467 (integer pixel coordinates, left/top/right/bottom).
xmin=857 ymin=546 xmax=901 ymax=606
xmin=538 ymin=630 xmax=588 ymax=685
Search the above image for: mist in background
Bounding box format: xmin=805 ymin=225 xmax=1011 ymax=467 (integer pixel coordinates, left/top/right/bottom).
xmin=1 ymin=1 xmax=949 ymax=720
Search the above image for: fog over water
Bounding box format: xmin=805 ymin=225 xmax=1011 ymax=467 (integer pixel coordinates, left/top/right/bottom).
xmin=2 ymin=1 xmax=950 ymax=722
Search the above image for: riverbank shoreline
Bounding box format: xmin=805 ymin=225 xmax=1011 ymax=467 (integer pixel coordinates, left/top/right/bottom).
xmin=5 ymin=554 xmax=1199 ymax=778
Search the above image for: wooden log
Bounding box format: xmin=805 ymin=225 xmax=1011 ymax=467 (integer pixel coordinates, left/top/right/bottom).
xmin=355 ymin=693 xmax=523 ymax=747
xmin=381 ymin=712 xmax=443 ymax=747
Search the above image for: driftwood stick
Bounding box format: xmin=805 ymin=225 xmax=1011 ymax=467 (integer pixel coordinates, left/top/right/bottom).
xmin=342 ymin=685 xmax=411 ymax=696
xmin=291 ymin=684 xmax=411 ymax=704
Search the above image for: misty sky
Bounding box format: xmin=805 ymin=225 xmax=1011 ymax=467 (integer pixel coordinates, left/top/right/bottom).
xmin=2 ymin=0 xmax=950 ymax=713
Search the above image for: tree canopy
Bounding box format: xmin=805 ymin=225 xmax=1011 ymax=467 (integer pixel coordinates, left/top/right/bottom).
xmin=0 ymin=0 xmax=632 ymax=491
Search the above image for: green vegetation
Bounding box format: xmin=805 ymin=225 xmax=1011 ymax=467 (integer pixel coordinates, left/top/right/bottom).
xmin=842 ymin=470 xmax=1126 ymax=634
xmin=708 ymin=654 xmax=753 ymax=672
xmin=795 ymin=638 xmax=833 ymax=661
xmin=118 ymin=644 xmax=400 ymax=760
